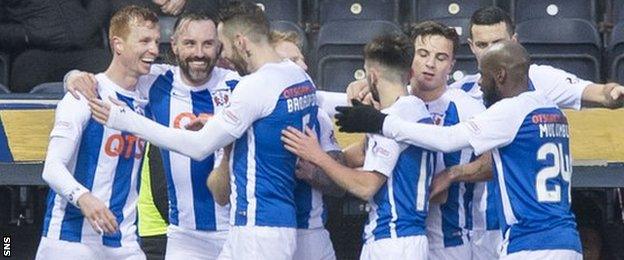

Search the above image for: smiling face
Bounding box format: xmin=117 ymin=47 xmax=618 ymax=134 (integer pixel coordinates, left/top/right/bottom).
xmin=410 ymin=35 xmax=455 ymax=91
xmin=114 ymin=21 xmax=160 ymax=77
xmin=172 ymin=19 xmax=220 ymax=86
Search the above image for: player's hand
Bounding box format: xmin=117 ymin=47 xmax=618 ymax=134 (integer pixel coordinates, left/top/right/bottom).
xmin=184 ymin=117 xmax=208 ymax=131
xmin=335 ymin=99 xmax=387 ymax=133
xmin=606 ymin=83 xmax=624 ymax=108
xmin=281 ymin=126 xmax=325 ymax=165
xmin=67 ymin=71 xmax=98 ymax=100
xmin=346 ymin=79 xmax=370 ymax=105
xmin=77 ymin=193 xmax=118 ymax=235
xmin=88 ymin=97 xmax=127 ymax=126
xmin=161 ymin=0 xmax=185 ymax=15
xmin=429 ymin=168 xmax=455 ymax=203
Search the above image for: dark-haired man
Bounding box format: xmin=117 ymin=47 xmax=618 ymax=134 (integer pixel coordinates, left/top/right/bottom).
xmin=336 ymin=41 xmax=583 ymax=260
xmin=87 ymin=1 xmax=321 ymax=259
xmin=282 ymin=34 xmax=435 ymax=259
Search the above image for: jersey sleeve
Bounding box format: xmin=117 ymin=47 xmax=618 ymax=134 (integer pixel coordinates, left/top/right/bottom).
xmin=49 ymin=93 xmax=91 ymax=141
xmin=317 ymin=108 xmax=341 ymax=152
xmin=530 ymin=65 xmax=592 ymax=110
xmin=461 ymin=99 xmax=526 ymax=155
xmin=213 ymin=77 xmax=278 ymax=138
xmin=362 ymin=133 xmax=402 ymax=177
xmin=316 ymin=90 xmax=348 ymax=118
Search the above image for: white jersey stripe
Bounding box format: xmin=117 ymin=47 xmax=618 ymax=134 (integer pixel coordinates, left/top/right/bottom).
xmin=246 ymin=126 xmax=257 ymax=226
xmin=492 ymin=149 xmax=517 ymax=226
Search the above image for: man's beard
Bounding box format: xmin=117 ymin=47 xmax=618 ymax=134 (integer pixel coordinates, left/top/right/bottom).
xmin=179 ymin=56 xmax=215 ymax=85
xmin=229 ymin=49 xmax=249 ymax=76
xmin=483 ymin=88 xmax=502 ymax=108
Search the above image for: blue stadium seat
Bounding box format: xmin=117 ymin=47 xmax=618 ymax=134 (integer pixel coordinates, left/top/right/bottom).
xmin=29 ymin=82 xmax=64 ymax=94
xmin=512 ymin=0 xmax=596 ymax=24
xmin=608 ymin=22 xmax=624 ymax=83
xmin=254 ymin=0 xmax=302 ymax=24
xmin=517 ymin=18 xmax=601 ymax=82
xmin=614 ymin=0 xmax=624 ymax=23
xmin=411 ymin=0 xmax=494 ymax=23
xmin=316 ymin=20 xmax=402 ymax=92
xmin=0 ymin=52 xmax=9 ymax=87
xmin=270 ymin=21 xmax=309 ymax=52
xmin=0 ymin=83 xmax=9 ymax=94
xmin=319 ymin=0 xmax=400 ymax=24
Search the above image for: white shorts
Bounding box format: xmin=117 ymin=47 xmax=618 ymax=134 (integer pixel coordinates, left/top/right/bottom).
xmin=165 ymin=225 xmax=229 ymax=260
xmin=293 ymin=228 xmax=336 ymax=260
xmin=36 ymin=236 xmax=145 ymax=260
xmin=428 ymin=243 xmax=471 ymax=260
xmin=500 ymin=249 xmax=582 ymax=260
xmin=360 ymin=235 xmax=428 ymax=260
xmin=217 ymin=226 xmax=296 ymax=260
xmin=470 ymin=229 xmax=502 ymax=260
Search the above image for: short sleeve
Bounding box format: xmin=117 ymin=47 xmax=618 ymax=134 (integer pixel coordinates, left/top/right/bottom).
xmin=362 ymin=133 xmax=402 ymax=177
xmin=49 ymin=93 xmax=91 ymax=141
xmin=213 ymin=78 xmax=278 ymax=138
xmin=317 ymin=108 xmax=341 ymax=152
xmin=462 ymin=99 xmax=525 ymax=155
xmin=529 ymin=65 xmax=591 ymax=110
xmin=316 ymin=90 xmax=348 ymax=118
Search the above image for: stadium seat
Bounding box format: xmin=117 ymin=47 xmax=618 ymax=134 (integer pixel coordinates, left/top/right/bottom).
xmin=0 ymin=83 xmax=9 ymax=94
xmin=0 ymin=52 xmax=9 ymax=86
xmin=270 ymin=21 xmax=309 ymax=52
xmin=614 ymin=0 xmax=624 ymax=23
xmin=319 ymin=0 xmax=400 ymax=24
xmin=516 ymin=18 xmax=601 ymax=82
xmin=411 ymin=0 xmax=494 ymax=23
xmin=29 ymin=82 xmax=64 ymax=94
xmin=512 ymin=0 xmax=596 ymax=24
xmin=254 ymin=0 xmax=302 ymax=24
xmin=316 ymin=20 xmax=402 ymax=92
xmin=608 ymin=22 xmax=624 ymax=83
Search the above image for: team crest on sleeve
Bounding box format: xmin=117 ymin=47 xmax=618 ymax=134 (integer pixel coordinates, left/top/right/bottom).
xmin=212 ymin=89 xmax=231 ymax=107
xmin=371 ymin=141 xmax=391 ymax=158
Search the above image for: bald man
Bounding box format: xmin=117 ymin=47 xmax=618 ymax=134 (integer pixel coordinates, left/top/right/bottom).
xmin=334 ymin=41 xmax=582 ymax=260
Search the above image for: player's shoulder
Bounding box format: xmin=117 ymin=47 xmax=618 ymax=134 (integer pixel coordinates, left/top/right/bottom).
xmin=490 ymin=90 xmax=556 ymax=116
xmin=384 ymin=95 xmax=429 ymax=123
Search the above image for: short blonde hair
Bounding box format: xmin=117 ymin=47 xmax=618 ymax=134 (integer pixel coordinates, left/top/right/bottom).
xmin=109 ymin=5 xmax=158 ymax=41
xmin=269 ymin=30 xmax=302 ymax=49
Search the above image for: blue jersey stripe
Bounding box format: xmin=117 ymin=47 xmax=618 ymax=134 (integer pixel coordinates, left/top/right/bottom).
xmin=294 ymin=180 xmax=313 ymax=229
xmin=149 ymin=71 xmax=179 ymax=226
xmin=463 ymin=182 xmax=475 ymax=231
xmin=460 ymin=82 xmax=476 ymax=93
xmin=59 ymin=119 xmax=104 ymax=242
xmin=486 ymin=180 xmax=499 ymax=230
xmin=440 ymin=101 xmax=464 ymax=246
xmin=233 ymin=134 xmax=249 ymax=226
xmin=102 ymin=93 xmax=140 ymax=247
xmin=42 ymin=190 xmax=57 ymax=237
xmin=190 ymin=90 xmax=216 ymax=230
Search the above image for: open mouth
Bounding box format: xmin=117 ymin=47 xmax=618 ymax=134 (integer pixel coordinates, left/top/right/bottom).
xmin=141 ymin=58 xmax=155 ymax=65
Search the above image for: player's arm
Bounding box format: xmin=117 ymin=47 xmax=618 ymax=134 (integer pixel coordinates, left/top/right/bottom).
xmin=88 ymin=79 xmax=267 ymax=161
xmin=342 ymin=137 xmax=367 ymax=168
xmin=282 ymin=127 xmax=386 ymax=201
xmin=42 ymin=95 xmax=118 ymax=234
xmin=580 ymin=83 xmax=624 ymax=109
xmin=295 ymin=151 xmax=347 ymax=197
xmin=429 ymin=152 xmax=493 ymax=200
xmin=207 ymin=144 xmax=232 ymax=206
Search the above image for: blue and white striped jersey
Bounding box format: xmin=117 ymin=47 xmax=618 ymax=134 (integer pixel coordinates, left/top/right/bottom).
xmin=424 ymin=88 xmax=485 ymax=249
xmin=295 ymin=108 xmax=341 ymax=230
xmin=146 ymin=66 xmax=239 ymax=231
xmin=464 ymin=90 xmax=581 ymax=254
xmin=448 ymin=64 xmax=591 ymax=233
xmin=361 ymin=96 xmax=435 ymax=242
xmin=218 ymin=60 xmax=319 ymax=228
xmin=43 ymin=73 xmax=152 ymax=247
